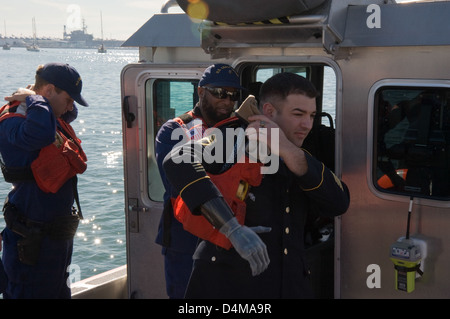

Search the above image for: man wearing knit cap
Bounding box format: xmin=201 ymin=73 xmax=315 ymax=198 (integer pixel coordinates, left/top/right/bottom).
xmin=155 ymin=63 xmax=244 ymax=298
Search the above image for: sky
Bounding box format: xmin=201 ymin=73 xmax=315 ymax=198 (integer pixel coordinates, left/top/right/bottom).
xmin=0 ymin=0 xmax=181 ymax=41
xmin=0 ymin=0 xmax=423 ymax=41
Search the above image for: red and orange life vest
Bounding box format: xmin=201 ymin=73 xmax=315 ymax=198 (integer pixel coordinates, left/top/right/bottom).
xmin=171 ymin=112 xmax=263 ymax=249
xmin=0 ymin=101 xmax=87 ymax=193
xmin=377 ymin=168 xmax=408 ymax=189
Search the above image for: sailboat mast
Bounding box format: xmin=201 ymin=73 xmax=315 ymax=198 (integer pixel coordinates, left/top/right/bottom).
xmin=100 ymin=11 xmax=104 ymax=42
xmin=32 ymin=17 xmax=37 ymax=44
xmin=3 ymin=19 xmax=11 ymax=49
xmin=98 ymin=11 xmax=107 ymax=53
xmin=27 ymin=17 xmax=40 ymax=51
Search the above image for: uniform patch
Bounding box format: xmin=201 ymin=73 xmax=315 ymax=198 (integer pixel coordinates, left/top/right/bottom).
xmin=332 ymin=172 xmax=344 ymax=191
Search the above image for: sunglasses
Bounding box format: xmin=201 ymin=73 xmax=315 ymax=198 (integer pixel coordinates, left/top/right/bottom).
xmin=203 ymin=87 xmax=240 ymax=101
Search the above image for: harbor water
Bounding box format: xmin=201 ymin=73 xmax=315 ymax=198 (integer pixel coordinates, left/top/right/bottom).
xmin=0 ymin=47 xmax=138 ymax=281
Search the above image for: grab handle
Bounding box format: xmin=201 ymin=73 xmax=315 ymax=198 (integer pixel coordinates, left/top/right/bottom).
xmin=123 ymin=95 xmax=136 ymax=128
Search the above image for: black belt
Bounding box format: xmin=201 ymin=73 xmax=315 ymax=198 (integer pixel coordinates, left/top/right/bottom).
xmin=0 ymin=162 xmax=34 ymax=183
xmin=3 ymin=202 xmax=80 ymax=241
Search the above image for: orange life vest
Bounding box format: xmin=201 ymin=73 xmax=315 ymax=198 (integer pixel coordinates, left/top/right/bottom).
xmin=0 ymin=101 xmax=87 ymax=193
xmin=171 ymin=113 xmax=263 ymax=249
xmin=377 ymin=168 xmax=408 ymax=189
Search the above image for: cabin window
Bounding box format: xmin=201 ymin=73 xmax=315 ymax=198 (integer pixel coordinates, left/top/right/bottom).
xmin=373 ymin=86 xmax=450 ymax=200
xmin=253 ymin=65 xmax=336 ymax=124
xmin=245 ymin=64 xmax=337 ymax=172
xmin=151 ymin=79 xmax=200 ymax=137
xmin=146 ymin=79 xmax=199 ymax=201
xmin=256 ymin=66 xmax=308 ymax=82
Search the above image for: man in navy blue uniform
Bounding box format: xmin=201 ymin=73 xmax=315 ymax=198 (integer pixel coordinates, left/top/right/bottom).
xmin=155 ymin=64 xmax=244 ymax=298
xmin=163 ymin=72 xmax=350 ymax=298
xmin=0 ymin=63 xmax=88 ymax=298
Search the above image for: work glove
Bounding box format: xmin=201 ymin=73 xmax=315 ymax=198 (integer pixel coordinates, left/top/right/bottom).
xmin=220 ymin=217 xmax=271 ymax=276
xmin=4 ymin=87 xmax=35 ymax=103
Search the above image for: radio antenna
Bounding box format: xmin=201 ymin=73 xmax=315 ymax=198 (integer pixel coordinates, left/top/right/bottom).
xmin=406 ymin=196 xmax=413 ymax=239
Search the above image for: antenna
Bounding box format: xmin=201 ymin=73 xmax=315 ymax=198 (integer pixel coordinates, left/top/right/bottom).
xmin=406 ymin=196 xmax=413 ymax=239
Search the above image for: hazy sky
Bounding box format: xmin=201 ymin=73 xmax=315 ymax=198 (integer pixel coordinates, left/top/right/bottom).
xmin=0 ymin=0 xmax=180 ymax=40
xmin=0 ymin=0 xmax=419 ymax=41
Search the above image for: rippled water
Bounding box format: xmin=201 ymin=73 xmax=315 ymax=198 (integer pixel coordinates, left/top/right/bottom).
xmin=0 ymin=47 xmax=139 ymax=280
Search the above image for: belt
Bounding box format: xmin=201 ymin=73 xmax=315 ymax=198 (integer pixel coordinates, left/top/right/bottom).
xmin=3 ymin=203 xmax=80 ymax=240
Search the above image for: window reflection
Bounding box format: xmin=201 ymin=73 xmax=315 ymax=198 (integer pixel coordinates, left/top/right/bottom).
xmin=375 ymin=87 xmax=450 ymax=199
xmin=146 ymin=79 xmax=199 ymax=201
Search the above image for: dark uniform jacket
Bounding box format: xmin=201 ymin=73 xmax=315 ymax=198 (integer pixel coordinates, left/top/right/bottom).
xmin=155 ymin=106 xmax=206 ymax=254
xmin=0 ymin=96 xmax=78 ymax=298
xmin=163 ymin=117 xmax=350 ymax=298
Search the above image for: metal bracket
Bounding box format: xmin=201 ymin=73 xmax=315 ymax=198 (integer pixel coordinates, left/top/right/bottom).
xmin=127 ymin=198 xmax=148 ymax=233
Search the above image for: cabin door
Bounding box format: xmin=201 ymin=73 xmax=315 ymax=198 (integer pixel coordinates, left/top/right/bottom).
xmin=120 ymin=64 xmax=207 ymax=298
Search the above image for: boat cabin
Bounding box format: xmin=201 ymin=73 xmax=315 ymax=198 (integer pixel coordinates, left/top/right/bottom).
xmin=109 ymin=0 xmax=450 ymax=298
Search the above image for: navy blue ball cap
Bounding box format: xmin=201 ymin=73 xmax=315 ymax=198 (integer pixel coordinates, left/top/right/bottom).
xmin=39 ymin=63 xmax=89 ymax=106
xmin=198 ymin=64 xmax=244 ymax=90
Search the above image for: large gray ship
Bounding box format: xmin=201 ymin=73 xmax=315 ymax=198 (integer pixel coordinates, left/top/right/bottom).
xmin=1 ymin=19 xmax=123 ymax=49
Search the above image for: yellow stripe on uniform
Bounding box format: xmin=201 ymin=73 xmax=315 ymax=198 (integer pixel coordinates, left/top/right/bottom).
xmin=332 ymin=172 xmax=344 ymax=191
xmin=301 ymin=163 xmax=325 ymax=191
xmin=179 ymin=175 xmax=211 ymax=197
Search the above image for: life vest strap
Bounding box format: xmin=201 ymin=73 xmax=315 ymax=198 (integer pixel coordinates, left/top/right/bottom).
xmin=0 ymin=102 xmax=85 ymax=219
xmin=394 ymin=263 xmax=424 ymax=276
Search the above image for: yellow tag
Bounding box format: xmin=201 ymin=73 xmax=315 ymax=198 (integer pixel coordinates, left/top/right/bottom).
xmin=53 ymin=132 xmax=64 ymax=148
xmin=236 ymin=180 xmax=249 ymax=201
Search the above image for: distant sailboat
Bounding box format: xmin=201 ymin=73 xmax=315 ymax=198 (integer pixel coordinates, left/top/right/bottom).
xmin=98 ymin=43 xmax=106 ymax=53
xmin=98 ymin=11 xmax=107 ymax=53
xmin=2 ymin=20 xmax=11 ymax=50
xmin=27 ymin=17 xmax=40 ymax=52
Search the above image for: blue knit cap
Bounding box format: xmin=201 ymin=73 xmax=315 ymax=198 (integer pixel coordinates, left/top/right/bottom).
xmin=198 ymin=64 xmax=244 ymax=89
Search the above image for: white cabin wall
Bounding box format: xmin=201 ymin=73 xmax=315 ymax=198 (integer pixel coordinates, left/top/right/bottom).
xmin=338 ymin=45 xmax=450 ymax=298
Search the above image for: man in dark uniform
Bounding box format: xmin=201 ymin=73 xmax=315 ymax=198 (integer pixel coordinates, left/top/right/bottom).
xmin=155 ymin=64 xmax=245 ymax=298
xmin=163 ymin=72 xmax=350 ymax=298
xmin=0 ymin=63 xmax=88 ymax=299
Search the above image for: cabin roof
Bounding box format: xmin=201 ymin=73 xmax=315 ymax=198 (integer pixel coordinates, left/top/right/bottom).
xmin=123 ymin=1 xmax=450 ymax=51
xmin=122 ymin=13 xmax=201 ymax=48
xmin=342 ymin=1 xmax=450 ymax=47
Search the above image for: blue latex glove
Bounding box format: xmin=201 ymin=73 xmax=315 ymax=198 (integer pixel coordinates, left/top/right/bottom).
xmin=220 ymin=217 xmax=271 ymax=276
